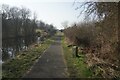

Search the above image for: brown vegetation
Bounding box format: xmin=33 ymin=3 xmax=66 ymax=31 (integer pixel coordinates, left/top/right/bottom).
xmin=63 ymin=2 xmax=119 ymax=78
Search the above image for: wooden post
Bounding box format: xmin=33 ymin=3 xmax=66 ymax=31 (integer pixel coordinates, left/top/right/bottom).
xmin=75 ymin=46 xmax=79 ymax=57
xmin=72 ymin=46 xmax=79 ymax=57
xmin=68 ymin=44 xmax=79 ymax=58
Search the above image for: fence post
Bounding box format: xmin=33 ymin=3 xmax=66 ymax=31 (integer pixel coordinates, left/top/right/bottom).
xmin=72 ymin=46 xmax=79 ymax=57
xmin=76 ymin=46 xmax=79 ymax=57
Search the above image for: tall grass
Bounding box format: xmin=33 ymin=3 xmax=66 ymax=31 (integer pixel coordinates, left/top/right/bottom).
xmin=62 ymin=36 xmax=93 ymax=78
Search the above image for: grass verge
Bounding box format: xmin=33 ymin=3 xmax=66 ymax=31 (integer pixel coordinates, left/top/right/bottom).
xmin=2 ymin=38 xmax=53 ymax=78
xmin=61 ymin=36 xmax=93 ymax=78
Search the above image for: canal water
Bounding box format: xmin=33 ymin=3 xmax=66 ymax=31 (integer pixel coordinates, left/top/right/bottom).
xmin=2 ymin=36 xmax=42 ymax=62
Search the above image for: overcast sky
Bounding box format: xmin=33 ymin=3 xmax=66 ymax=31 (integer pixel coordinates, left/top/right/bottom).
xmin=0 ymin=0 xmax=87 ymax=29
xmin=1 ymin=0 xmax=117 ymax=29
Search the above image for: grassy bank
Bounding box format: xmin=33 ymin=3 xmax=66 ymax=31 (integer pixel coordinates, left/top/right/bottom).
xmin=2 ymin=38 xmax=53 ymax=78
xmin=62 ymin=36 xmax=93 ymax=78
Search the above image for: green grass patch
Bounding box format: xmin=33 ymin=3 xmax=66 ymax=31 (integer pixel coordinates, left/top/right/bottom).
xmin=2 ymin=38 xmax=53 ymax=78
xmin=62 ymin=36 xmax=93 ymax=78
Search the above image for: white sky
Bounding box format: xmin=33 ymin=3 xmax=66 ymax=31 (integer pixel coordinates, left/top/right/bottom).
xmin=1 ymin=0 xmax=118 ymax=29
xmin=0 ymin=0 xmax=86 ymax=29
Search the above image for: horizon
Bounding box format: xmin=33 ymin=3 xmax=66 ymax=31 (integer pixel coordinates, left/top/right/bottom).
xmin=0 ymin=0 xmax=86 ymax=30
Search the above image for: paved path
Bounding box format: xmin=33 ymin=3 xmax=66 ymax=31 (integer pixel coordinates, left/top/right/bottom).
xmin=24 ymin=36 xmax=69 ymax=78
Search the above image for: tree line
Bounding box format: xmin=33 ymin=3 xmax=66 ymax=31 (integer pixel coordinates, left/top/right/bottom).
xmin=2 ymin=4 xmax=56 ymax=60
xmin=64 ymin=2 xmax=119 ymax=78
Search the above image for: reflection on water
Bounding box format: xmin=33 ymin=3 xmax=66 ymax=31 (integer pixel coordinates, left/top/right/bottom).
xmin=0 ymin=60 xmax=3 ymax=64
xmin=2 ymin=36 xmax=39 ymax=62
xmin=8 ymin=47 xmax=15 ymax=59
xmin=0 ymin=48 xmax=3 ymax=64
xmin=2 ymin=47 xmax=20 ymax=61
